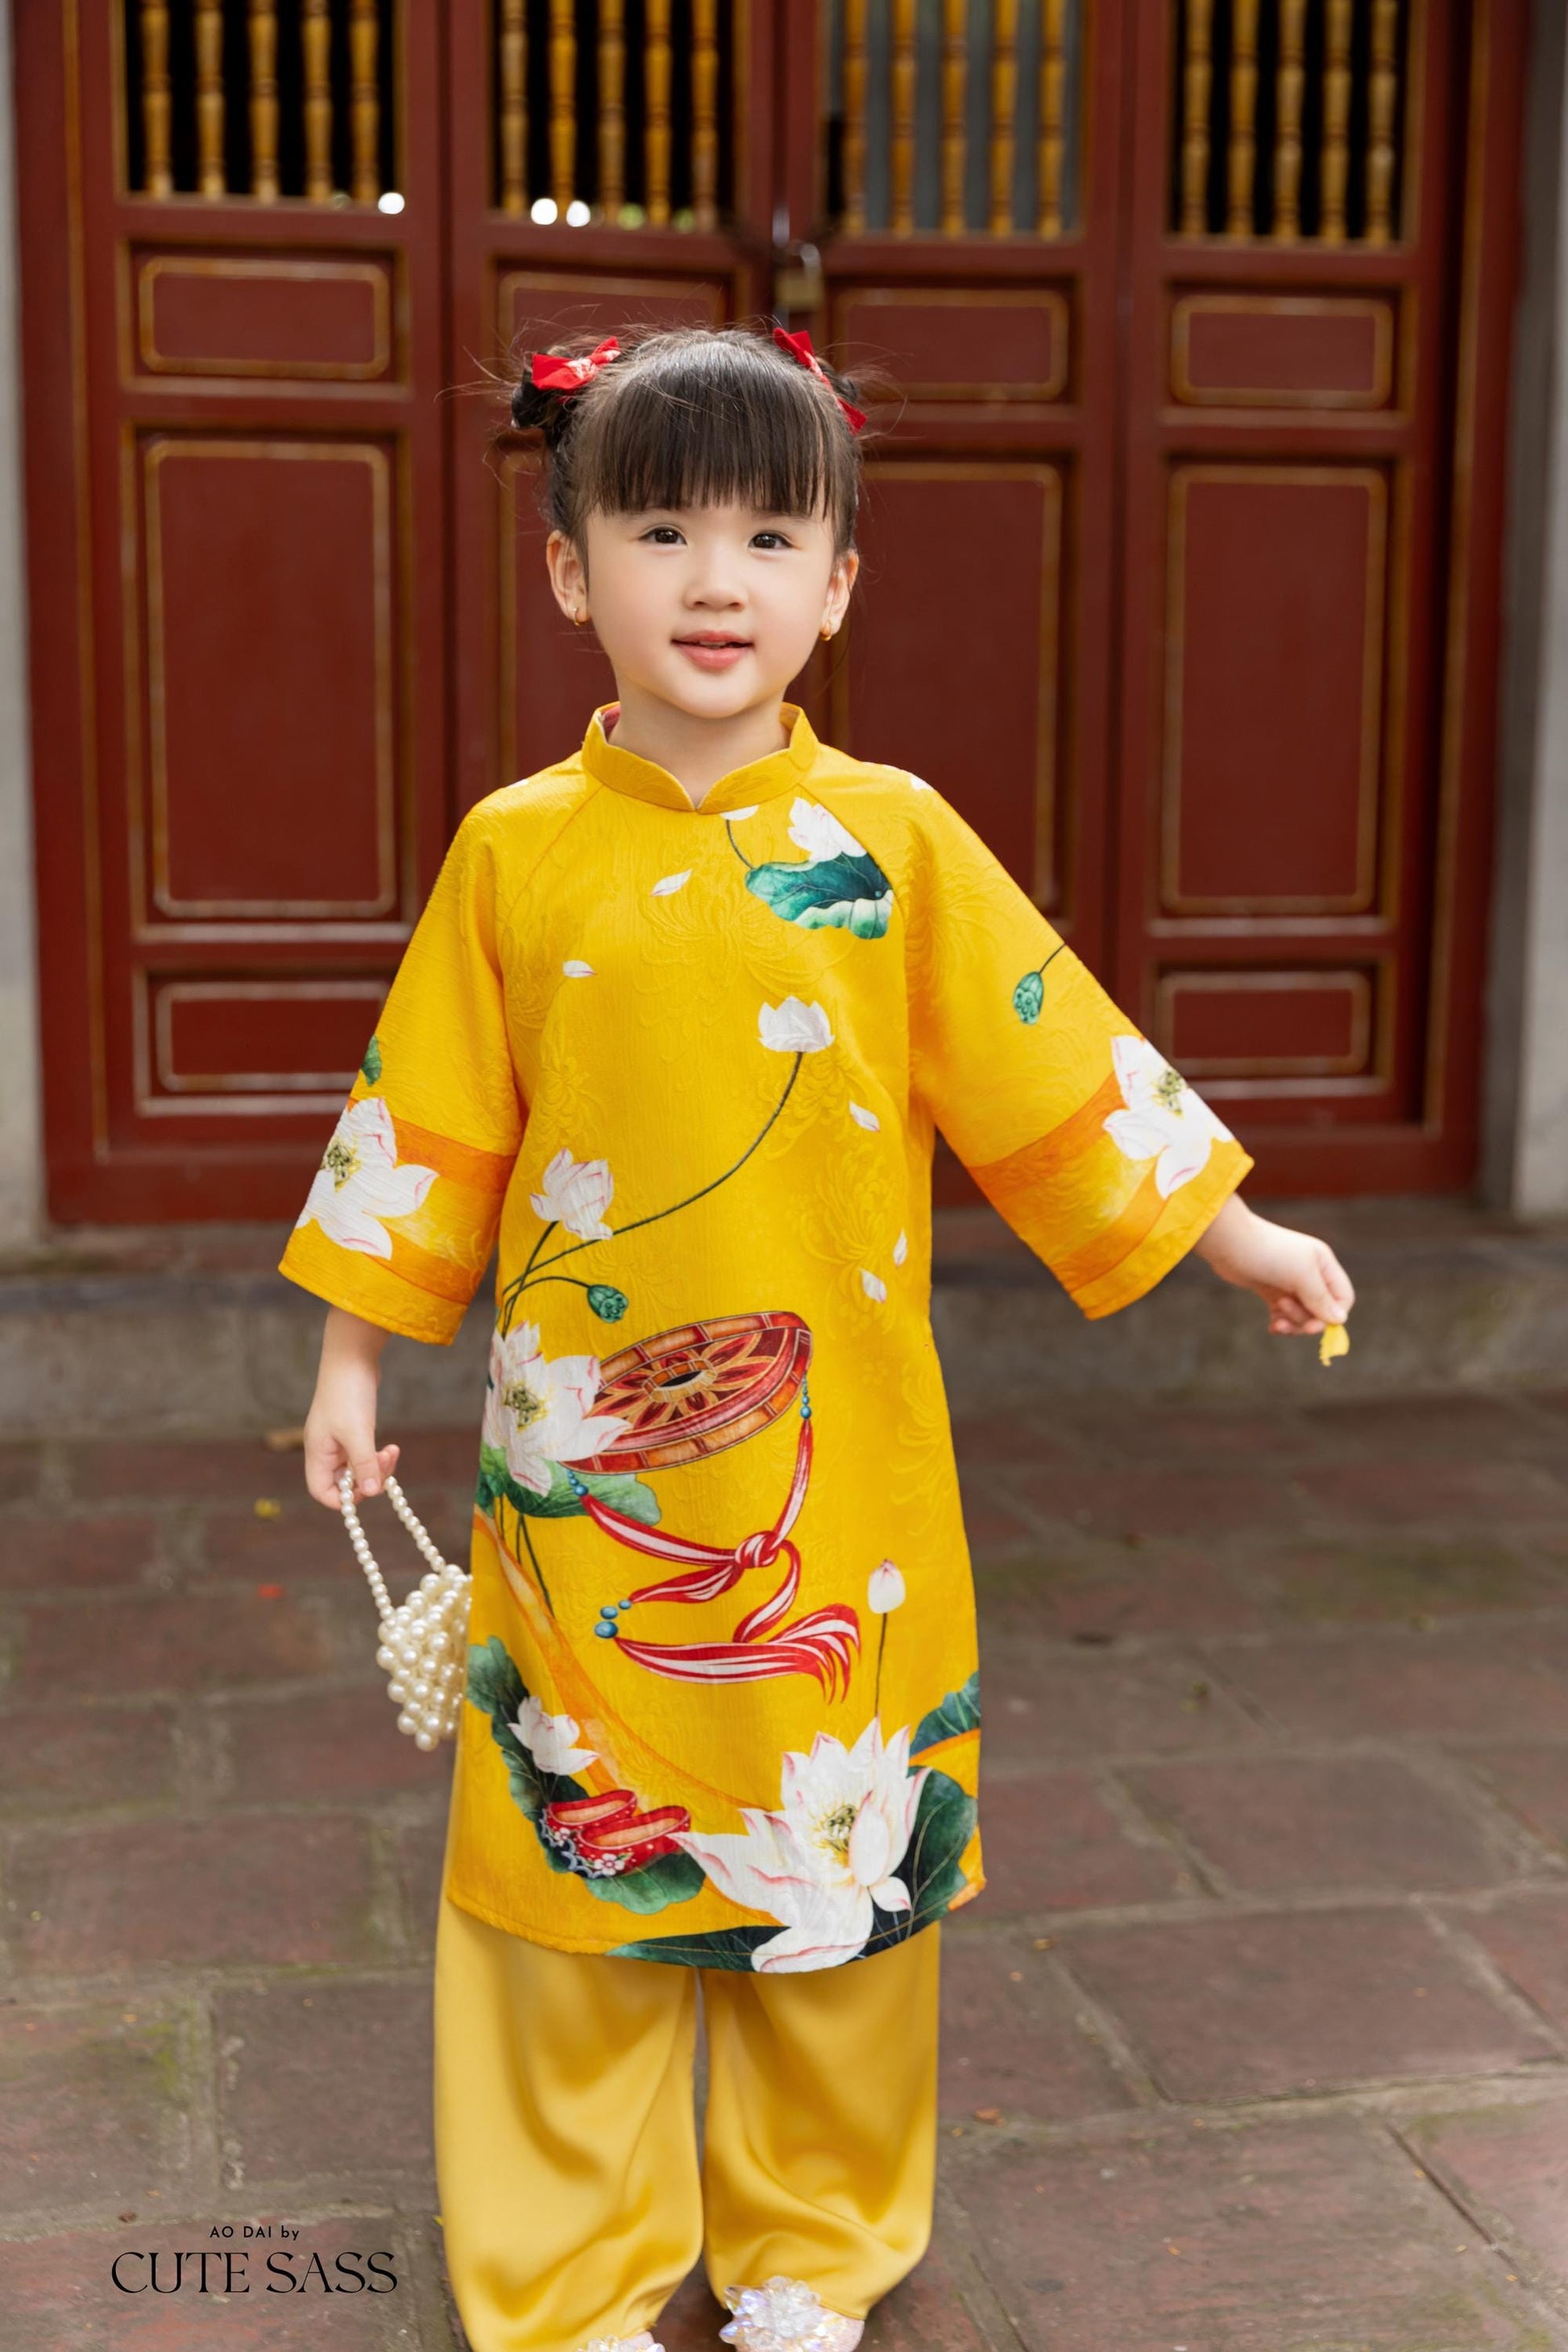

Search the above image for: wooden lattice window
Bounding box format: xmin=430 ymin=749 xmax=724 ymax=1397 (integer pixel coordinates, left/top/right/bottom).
xmin=1171 ymin=0 xmax=1410 ymax=243
xmin=492 ymin=1 xmax=738 ymax=230
xmin=824 ymin=1 xmax=1083 ymax=239
xmin=122 ymin=0 xmax=400 ymax=204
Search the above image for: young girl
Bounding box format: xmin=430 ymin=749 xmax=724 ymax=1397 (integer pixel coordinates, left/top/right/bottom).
xmin=284 ymin=324 xmax=1354 ymax=2352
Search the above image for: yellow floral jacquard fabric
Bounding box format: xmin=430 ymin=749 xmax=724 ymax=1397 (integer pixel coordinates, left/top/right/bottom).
xmin=279 ymin=704 xmax=1252 ymax=1972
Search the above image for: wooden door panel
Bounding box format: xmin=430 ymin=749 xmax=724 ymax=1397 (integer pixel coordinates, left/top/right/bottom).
xmin=138 ymin=435 xmax=400 ymax=918
xmin=1162 ymin=464 xmax=1388 ymax=914
xmin=834 ymin=463 xmax=1064 ymax=907
xmin=17 ymin=0 xmax=447 ymax=1222
xmin=1112 ymin=0 xmax=1524 ymax=1192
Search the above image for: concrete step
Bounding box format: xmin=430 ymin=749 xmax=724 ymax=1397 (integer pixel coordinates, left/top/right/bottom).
xmin=0 ymin=1200 xmax=1565 ymax=1439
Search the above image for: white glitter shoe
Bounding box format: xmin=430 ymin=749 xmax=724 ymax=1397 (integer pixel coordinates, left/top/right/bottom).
xmin=719 ymin=2275 xmax=864 ymax=2352
xmin=578 ymin=2333 xmax=663 ymax=2352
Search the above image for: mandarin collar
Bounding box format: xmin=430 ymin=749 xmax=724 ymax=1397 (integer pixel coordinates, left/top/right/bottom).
xmin=580 ymin=703 xmax=820 ymax=815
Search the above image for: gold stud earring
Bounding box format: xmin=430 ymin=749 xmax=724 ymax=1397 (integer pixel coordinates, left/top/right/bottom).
xmin=819 ymin=623 xmax=835 ymax=642
xmin=574 ymin=608 xmax=589 ymax=628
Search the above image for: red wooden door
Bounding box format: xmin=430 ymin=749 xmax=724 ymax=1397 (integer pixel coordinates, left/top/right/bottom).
xmin=1107 ymin=0 xmax=1527 ymax=1193
xmin=15 ymin=0 xmax=450 ymax=1222
xmin=805 ymin=0 xmax=1527 ymax=1200
xmin=16 ymin=2 xmax=1528 ymax=1223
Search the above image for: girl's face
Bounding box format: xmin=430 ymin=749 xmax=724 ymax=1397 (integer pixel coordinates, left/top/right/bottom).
xmin=546 ymin=500 xmax=858 ymax=723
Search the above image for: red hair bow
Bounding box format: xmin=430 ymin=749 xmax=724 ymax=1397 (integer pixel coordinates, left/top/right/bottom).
xmin=772 ymin=326 xmax=866 ymax=433
xmin=530 ymin=337 xmax=621 ymax=396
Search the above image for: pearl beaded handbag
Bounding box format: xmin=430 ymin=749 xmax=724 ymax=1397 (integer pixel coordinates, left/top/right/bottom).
xmin=337 ymin=1469 xmax=471 ymax=1750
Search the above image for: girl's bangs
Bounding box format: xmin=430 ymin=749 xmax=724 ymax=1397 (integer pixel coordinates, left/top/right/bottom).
xmin=583 ymin=357 xmax=844 ymax=525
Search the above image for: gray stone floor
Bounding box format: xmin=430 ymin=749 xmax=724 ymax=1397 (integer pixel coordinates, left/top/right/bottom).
xmin=2 ymin=1392 xmax=1568 ymax=2347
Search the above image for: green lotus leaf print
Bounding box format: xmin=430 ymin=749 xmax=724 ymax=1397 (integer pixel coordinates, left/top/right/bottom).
xmin=359 ymin=1033 xmax=383 ymax=1083
xmin=467 ymin=1636 xmax=705 ymax=1913
xmin=739 ymin=795 xmax=894 ymax=940
xmin=911 ymin=1671 xmax=981 ymax=1753
xmin=476 ymin=1444 xmax=660 ymax=1526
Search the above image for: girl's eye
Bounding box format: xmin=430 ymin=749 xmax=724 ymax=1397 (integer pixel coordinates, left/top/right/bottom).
xmin=751 ymin=531 xmax=794 ymax=550
xmin=641 ymin=526 xmax=685 ymax=545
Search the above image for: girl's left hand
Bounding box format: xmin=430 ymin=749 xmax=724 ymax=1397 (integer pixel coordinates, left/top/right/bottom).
xmin=1193 ymin=1195 xmax=1355 ymax=1337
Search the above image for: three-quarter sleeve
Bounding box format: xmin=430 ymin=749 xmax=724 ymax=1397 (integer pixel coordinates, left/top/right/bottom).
xmin=906 ymin=786 xmax=1252 ymax=1318
xmin=279 ymin=806 xmax=524 ymax=1343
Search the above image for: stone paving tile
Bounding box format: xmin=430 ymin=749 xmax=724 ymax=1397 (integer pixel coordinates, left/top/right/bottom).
xmin=973 ymin=1541 xmax=1265 ymax=1639
xmin=1301 ymin=1456 xmax=1568 ymax=1527
xmin=0 ymin=1441 xmax=43 ymax=1506
xmin=0 ymin=1511 xmax=160 ymax=1591
xmin=1205 ymin=1625 xmax=1568 ymax=1740
xmin=222 ymin=1687 xmax=454 ymax=1803
xmin=9 ymin=1812 xmax=388 ymax=1973
xmin=945 ymin=2109 xmax=1554 ymax=2351
xmin=976 ymin=1769 xmax=1195 ymax=1912
xmin=1301 ymin=1393 xmax=1568 ymax=1462
xmin=939 ymin=1929 xmax=1138 ymax=2124
xmin=70 ymin=1437 xmax=305 ymax=1504
xmin=1061 ymin=1908 xmax=1560 ymax=2103
xmin=0 ymin=1997 xmax=193 ymax=2214
xmin=0 ymin=2217 xmax=425 ymax=2350
xmin=956 ymin=1475 xmax=1039 ymax=1550
xmin=11 ymin=1587 xmax=334 ymax=1696
xmin=1125 ymin=1753 xmax=1522 ymax=1894
xmin=1450 ymin=1890 xmax=1568 ymax=2035
xmin=197 ymin=1502 xmax=370 ymax=1586
xmin=1006 ymin=1464 xmax=1305 ymax=1541
xmin=218 ymin=1977 xmax=434 ymax=2185
xmin=1405 ymin=2093 xmax=1568 ymax=2290
xmin=981 ymin=1641 xmax=1265 ymax=1765
xmin=0 ymin=1698 xmax=180 ymax=1812
xmin=1049 ymin=1400 xmax=1324 ymax=1465
xmin=396 ymin=1809 xmax=454 ymax=1956
xmin=1245 ymin=1533 xmax=1567 ymax=1623
xmin=1466 ymin=1744 xmax=1568 ymax=1855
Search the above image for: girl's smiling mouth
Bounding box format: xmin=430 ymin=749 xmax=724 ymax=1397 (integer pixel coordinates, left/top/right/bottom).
xmin=674 ymin=632 xmax=754 ymax=670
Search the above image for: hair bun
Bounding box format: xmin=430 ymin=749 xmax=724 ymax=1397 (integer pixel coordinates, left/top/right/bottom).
xmin=511 ymin=376 xmax=566 ymax=434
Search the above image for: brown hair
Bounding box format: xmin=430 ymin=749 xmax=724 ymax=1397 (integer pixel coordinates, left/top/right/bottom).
xmin=508 ymin=323 xmax=867 ymax=555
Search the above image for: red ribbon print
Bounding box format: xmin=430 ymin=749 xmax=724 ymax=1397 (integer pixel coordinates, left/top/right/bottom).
xmin=530 ymin=337 xmax=622 ymax=396
xmin=772 ymin=326 xmax=866 ymax=433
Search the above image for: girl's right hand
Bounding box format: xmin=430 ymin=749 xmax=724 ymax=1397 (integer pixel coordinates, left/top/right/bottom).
xmin=303 ymin=1305 xmax=398 ymax=1508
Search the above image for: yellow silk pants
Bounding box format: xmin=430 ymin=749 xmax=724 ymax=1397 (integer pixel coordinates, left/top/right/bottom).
xmin=433 ymin=1892 xmax=941 ymax=2352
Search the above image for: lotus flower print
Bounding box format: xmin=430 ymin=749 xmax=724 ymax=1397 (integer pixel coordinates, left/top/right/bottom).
xmin=1103 ymin=1035 xmax=1234 ymax=1199
xmin=673 ymin=1718 xmax=927 ymax=1971
xmin=787 ymin=796 xmax=867 ymax=864
xmin=509 ymin=1694 xmax=597 ymax=1775
xmin=744 ymin=799 xmax=894 ymax=940
xmin=758 ymin=998 xmax=834 ymax=1054
xmin=482 ymin=1321 xmax=631 ymax=1498
xmin=530 ymin=1147 xmax=615 ymax=1240
xmin=295 ymin=1097 xmax=437 ymax=1259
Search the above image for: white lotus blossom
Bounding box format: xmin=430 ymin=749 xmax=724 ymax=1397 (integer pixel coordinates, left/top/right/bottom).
xmin=757 ymin=998 xmax=834 ymax=1054
xmin=860 ymin=1269 xmax=887 ymax=1304
xmin=510 ymin=1694 xmax=597 ymax=1774
xmin=848 ymin=1101 xmax=880 ymax=1131
xmin=725 ymin=803 xmax=759 ymax=823
xmin=788 ymin=796 xmax=867 ymax=865
xmin=562 ymin=958 xmax=595 ymax=977
xmin=482 ymin=1321 xmax=630 ymax=1497
xmin=294 ymin=1097 xmax=436 ymax=1260
xmin=530 ymin=1147 xmax=614 ymax=1240
xmin=651 ymin=870 xmax=691 ymax=896
xmin=892 ymin=1230 xmax=908 ymax=1265
xmin=1103 ymin=1035 xmax=1234 ymax=1199
xmin=867 ymin=1561 xmax=906 ymax=1613
xmin=674 ymin=1719 xmax=927 ymax=1971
